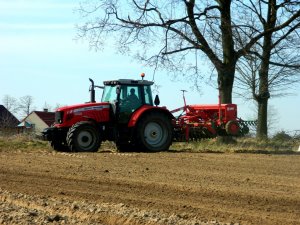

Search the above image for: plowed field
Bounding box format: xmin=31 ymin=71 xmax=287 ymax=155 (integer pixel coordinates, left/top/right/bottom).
xmin=0 ymin=149 xmax=299 ymax=224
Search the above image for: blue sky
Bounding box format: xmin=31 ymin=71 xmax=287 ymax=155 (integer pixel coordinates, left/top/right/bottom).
xmin=0 ymin=0 xmax=299 ymax=134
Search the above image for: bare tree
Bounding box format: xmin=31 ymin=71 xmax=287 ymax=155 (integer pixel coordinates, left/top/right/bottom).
xmin=236 ymin=53 xmax=300 ymax=138
xmin=235 ymin=0 xmax=300 ymax=138
xmin=19 ymin=95 xmax=35 ymax=117
xmin=77 ymin=0 xmax=300 ymax=107
xmin=2 ymin=95 xmax=18 ymax=114
xmin=0 ymin=95 xmax=20 ymax=129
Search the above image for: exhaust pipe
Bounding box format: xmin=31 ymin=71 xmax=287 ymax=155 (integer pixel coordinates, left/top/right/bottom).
xmin=89 ymin=78 xmax=95 ymax=103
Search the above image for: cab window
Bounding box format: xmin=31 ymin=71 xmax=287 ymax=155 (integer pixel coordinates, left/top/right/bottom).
xmin=144 ymin=86 xmax=153 ymax=105
xmin=101 ymin=85 xmax=117 ymax=103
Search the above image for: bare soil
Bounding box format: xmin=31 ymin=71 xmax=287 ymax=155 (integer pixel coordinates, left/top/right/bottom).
xmin=0 ymin=148 xmax=299 ymax=224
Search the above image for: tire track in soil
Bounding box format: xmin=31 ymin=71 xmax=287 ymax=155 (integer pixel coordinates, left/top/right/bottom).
xmin=0 ymin=151 xmax=300 ymax=224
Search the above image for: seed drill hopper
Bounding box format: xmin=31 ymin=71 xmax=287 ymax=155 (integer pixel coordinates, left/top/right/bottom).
xmin=171 ymin=91 xmax=254 ymax=141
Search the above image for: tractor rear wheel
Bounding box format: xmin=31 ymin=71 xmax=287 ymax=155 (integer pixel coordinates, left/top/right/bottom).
xmin=136 ymin=112 xmax=172 ymax=152
xmin=66 ymin=121 xmax=101 ymax=152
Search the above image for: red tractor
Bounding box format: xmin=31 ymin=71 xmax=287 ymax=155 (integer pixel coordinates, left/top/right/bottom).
xmin=43 ymin=74 xmax=251 ymax=152
xmin=42 ymin=75 xmax=174 ymax=152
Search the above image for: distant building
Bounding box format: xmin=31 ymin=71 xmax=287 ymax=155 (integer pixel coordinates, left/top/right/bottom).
xmin=18 ymin=109 xmax=55 ymax=134
xmin=0 ymin=105 xmax=19 ymax=128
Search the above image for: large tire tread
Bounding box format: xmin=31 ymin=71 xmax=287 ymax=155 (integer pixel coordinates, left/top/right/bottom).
xmin=66 ymin=121 xmax=101 ymax=152
xmin=136 ymin=111 xmax=172 ymax=152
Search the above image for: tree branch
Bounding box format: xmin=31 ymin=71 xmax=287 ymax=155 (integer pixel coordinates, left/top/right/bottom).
xmin=248 ymin=50 xmax=300 ymax=68
xmin=237 ymin=9 xmax=300 ymax=58
xmin=185 ymin=0 xmax=222 ymax=68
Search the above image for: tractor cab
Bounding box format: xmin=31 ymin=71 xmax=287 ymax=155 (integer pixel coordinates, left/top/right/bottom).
xmin=101 ymin=79 xmax=155 ymax=123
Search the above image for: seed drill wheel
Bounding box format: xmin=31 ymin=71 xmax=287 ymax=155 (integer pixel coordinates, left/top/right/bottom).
xmin=225 ymin=120 xmax=240 ymax=136
xmin=136 ymin=112 xmax=172 ymax=152
xmin=67 ymin=121 xmax=101 ymax=152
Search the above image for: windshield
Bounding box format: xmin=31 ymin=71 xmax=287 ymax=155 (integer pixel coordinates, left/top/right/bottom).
xmin=101 ymin=85 xmax=118 ymax=103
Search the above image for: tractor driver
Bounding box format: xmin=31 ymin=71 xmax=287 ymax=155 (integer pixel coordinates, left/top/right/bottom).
xmin=126 ymin=88 xmax=141 ymax=111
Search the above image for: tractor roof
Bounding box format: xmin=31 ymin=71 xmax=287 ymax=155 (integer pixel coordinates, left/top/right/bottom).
xmin=103 ymin=79 xmax=154 ymax=86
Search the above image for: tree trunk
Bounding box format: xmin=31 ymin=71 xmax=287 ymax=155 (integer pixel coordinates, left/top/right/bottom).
xmin=257 ymin=98 xmax=268 ymax=139
xmin=255 ymin=0 xmax=276 ymax=139
xmin=218 ymin=0 xmax=235 ymax=104
xmin=256 ymin=63 xmax=270 ymax=139
xmin=218 ymin=68 xmax=235 ymax=104
xmin=256 ymin=59 xmax=271 ymax=139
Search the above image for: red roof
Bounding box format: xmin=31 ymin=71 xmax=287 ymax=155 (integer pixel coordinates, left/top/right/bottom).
xmin=34 ymin=111 xmax=55 ymax=127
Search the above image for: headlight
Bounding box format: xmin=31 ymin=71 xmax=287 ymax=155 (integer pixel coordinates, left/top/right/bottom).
xmin=55 ymin=111 xmax=64 ymax=124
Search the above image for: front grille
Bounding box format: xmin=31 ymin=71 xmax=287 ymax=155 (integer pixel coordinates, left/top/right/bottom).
xmin=55 ymin=111 xmax=64 ymax=124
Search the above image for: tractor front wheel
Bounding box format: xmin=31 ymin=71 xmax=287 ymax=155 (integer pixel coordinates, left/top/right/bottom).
xmin=136 ymin=112 xmax=172 ymax=152
xmin=67 ymin=122 xmax=101 ymax=152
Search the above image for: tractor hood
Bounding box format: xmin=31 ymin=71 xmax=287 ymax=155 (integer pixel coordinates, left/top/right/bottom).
xmin=54 ymin=102 xmax=111 ymax=128
xmin=56 ymin=102 xmax=110 ymax=112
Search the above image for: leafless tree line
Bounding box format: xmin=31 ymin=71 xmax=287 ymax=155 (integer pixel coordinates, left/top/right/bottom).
xmin=0 ymin=95 xmax=63 ymax=128
xmin=2 ymin=95 xmax=35 ymax=118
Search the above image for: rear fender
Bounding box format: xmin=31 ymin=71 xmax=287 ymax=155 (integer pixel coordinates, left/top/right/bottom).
xmin=128 ymin=105 xmax=174 ymax=128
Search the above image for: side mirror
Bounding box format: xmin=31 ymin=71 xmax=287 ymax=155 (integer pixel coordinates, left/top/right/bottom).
xmin=154 ymin=95 xmax=160 ymax=106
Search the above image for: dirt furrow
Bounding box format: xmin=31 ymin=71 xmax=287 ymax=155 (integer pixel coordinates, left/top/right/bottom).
xmin=0 ymin=151 xmax=299 ymax=224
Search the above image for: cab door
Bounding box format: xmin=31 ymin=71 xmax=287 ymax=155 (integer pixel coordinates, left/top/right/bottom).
xmin=118 ymin=85 xmax=142 ymax=123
